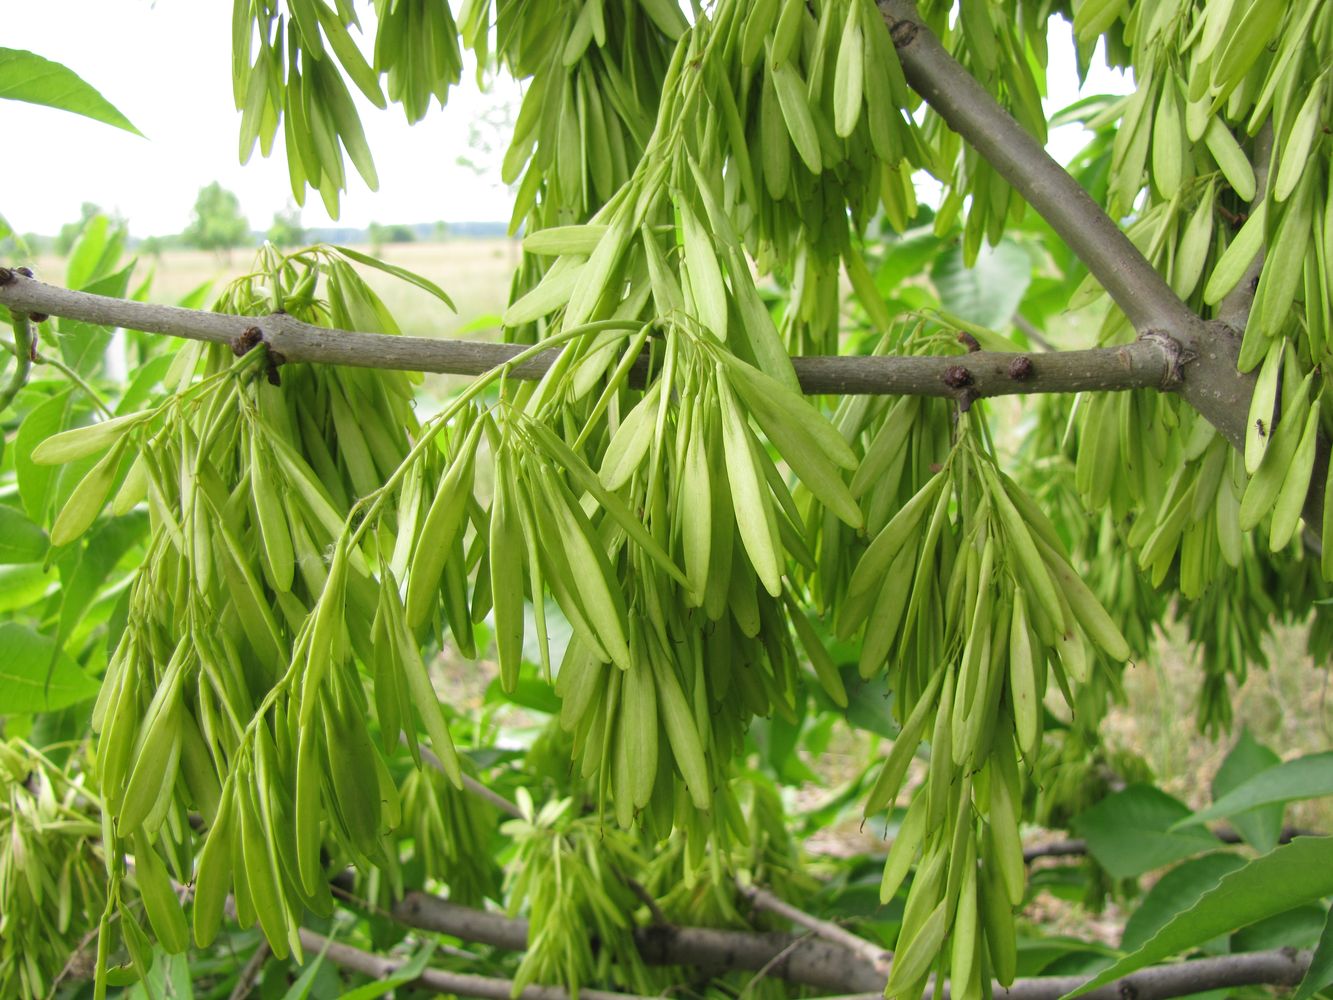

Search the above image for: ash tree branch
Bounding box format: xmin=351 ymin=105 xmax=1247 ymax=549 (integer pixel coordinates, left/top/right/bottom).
xmin=415 ymin=741 xmax=524 ymax=819
xmin=875 ymin=0 xmax=1257 ymax=453
xmin=1021 ymin=825 xmax=1319 ymax=863
xmin=296 ymin=927 xmax=654 ymax=1000
xmin=0 ymin=269 xmax=1175 ymax=401
xmin=875 ymin=1 xmax=1185 ymax=335
xmin=879 ymin=947 xmax=1310 ymax=1000
xmin=392 ymin=890 xmax=889 ymax=994
xmin=386 ymin=892 xmax=1316 ymax=1000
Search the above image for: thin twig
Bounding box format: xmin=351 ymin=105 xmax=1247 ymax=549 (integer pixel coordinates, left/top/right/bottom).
xmin=1021 ymin=825 xmax=1320 ymax=863
xmin=34 ymin=348 xmax=115 ymax=417
xmin=737 ymin=882 xmax=892 ymax=975
xmin=740 ymin=928 xmax=817 ymax=997
xmin=227 ymin=942 xmax=270 ymax=1000
xmin=1011 ymin=314 xmax=1056 ymax=353
xmin=413 ymin=740 xmax=524 ymax=819
xmin=617 ymin=870 xmax=669 ymax=926
xmin=0 ymin=310 xmax=32 ymax=412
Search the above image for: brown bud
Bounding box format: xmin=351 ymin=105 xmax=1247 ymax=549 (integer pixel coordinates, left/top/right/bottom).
xmin=265 ymin=350 xmax=286 ymax=386
xmin=942 ymin=365 xmax=973 ymax=389
xmin=232 ymin=326 xmax=264 ymax=357
xmin=14 ymin=266 xmax=34 ymax=278
xmin=956 ymin=331 xmax=981 ymax=352
xmin=1007 ymin=356 xmax=1034 ymax=380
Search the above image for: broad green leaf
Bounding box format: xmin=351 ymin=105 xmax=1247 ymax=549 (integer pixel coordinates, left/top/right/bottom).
xmin=836 ymin=666 xmax=902 ymax=740
xmin=17 ymin=390 xmax=76 ymax=521
xmin=0 ymin=504 xmax=49 ymax=563
xmin=1177 ymin=752 xmax=1333 ymax=828
xmin=875 ymin=230 xmax=947 ymax=292
xmin=930 ymin=239 xmax=1033 ymax=331
xmin=1120 ymin=852 xmax=1246 ymax=951
xmin=1062 ymin=837 xmax=1333 ymax=1000
xmin=0 ymin=564 xmax=54 ymax=613
xmin=485 ymin=672 xmax=561 ymax=716
xmin=1211 ymin=728 xmax=1283 ymax=852
xmin=1294 ymin=907 xmax=1333 ymax=1000
xmin=0 ymin=621 xmax=100 ymax=713
xmin=53 ymin=512 xmax=148 ymax=664
xmin=65 ymin=214 xmax=118 ymax=291
xmin=1071 ymin=784 xmax=1220 ymax=879
xmin=0 ymin=48 xmax=141 ymax=134
xmin=1016 ymin=937 xmax=1118 ymax=979
xmin=1231 ymin=904 xmax=1327 ymax=951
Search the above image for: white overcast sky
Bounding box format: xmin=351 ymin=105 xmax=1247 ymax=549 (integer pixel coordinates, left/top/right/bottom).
xmin=2 ymin=1 xmax=1130 ymax=238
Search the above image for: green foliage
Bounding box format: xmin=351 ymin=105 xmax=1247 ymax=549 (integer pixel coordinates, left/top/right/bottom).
xmin=1068 ymin=837 xmax=1333 ymax=998
xmin=0 ymin=47 xmax=141 ymax=134
xmin=2 ymin=1 xmax=1333 ymax=998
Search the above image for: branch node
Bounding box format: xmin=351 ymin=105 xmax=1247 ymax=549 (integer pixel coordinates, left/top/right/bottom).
xmin=888 ymin=17 xmax=918 ymax=47
xmin=0 ymin=267 xmax=12 ymax=286
xmin=942 ymin=364 xmax=973 ymax=389
xmin=9 ymin=268 xmax=47 ymax=322
xmin=1007 ymin=356 xmax=1034 ymax=380
xmin=232 ymin=326 xmax=264 ymax=357
xmin=1140 ymin=330 xmax=1191 ymax=389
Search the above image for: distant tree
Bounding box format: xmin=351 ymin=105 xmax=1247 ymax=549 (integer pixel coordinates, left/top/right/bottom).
xmin=367 ymin=220 xmax=416 ymax=253
xmin=431 ymin=219 xmax=450 ymax=243
xmin=138 ymin=234 xmax=178 ymax=257
xmin=266 ymin=203 xmax=305 ymax=247
xmin=55 ymin=202 xmax=124 ymax=255
xmin=181 ymin=181 xmax=250 ymax=253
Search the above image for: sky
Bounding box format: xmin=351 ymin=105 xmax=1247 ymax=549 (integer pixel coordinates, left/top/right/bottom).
xmin=2 ymin=1 xmax=1131 ymax=239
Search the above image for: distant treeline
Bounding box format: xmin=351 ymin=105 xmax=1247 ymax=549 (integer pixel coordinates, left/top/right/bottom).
xmin=6 ymin=220 xmax=511 ymax=256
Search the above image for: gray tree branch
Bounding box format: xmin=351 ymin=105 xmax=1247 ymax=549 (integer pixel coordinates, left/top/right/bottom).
xmin=860 ymin=947 xmax=1311 ymax=1000
xmin=392 ymin=891 xmax=888 ymax=993
xmin=391 ymin=889 xmax=1319 ymax=1000
xmin=0 ymin=269 xmax=1176 ymax=400
xmin=296 ymin=927 xmax=654 ymax=1000
xmin=875 ymin=0 xmax=1257 ymax=453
